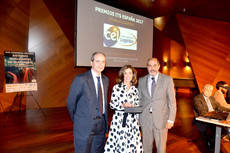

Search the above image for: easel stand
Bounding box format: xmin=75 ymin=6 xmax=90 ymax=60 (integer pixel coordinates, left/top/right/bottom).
xmin=9 ymin=92 xmax=24 ymax=112
xmin=8 ymin=92 xmax=45 ymax=116
xmin=26 ymin=91 xmax=46 ymax=117
xmin=3 ymin=91 xmax=46 ymax=127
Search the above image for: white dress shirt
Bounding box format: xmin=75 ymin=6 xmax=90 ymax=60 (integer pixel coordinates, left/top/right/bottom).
xmin=203 ymin=95 xmax=214 ymax=112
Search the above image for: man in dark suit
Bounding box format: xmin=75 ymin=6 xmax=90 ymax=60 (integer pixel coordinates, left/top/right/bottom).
xmin=193 ymin=84 xmax=230 ymax=151
xmin=138 ymin=58 xmax=177 ymax=153
xmin=67 ymin=52 xmax=109 ymax=153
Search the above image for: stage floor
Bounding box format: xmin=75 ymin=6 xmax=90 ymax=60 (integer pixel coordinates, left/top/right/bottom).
xmin=0 ymin=92 xmax=228 ymax=153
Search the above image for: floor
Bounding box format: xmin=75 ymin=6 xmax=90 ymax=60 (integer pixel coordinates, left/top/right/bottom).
xmin=0 ymin=92 xmax=228 ymax=153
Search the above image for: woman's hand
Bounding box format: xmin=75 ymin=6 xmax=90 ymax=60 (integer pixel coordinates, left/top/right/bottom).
xmin=122 ymin=102 xmax=134 ymax=108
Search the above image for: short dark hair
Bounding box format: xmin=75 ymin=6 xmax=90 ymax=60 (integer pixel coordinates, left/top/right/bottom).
xmin=147 ymin=57 xmax=160 ymax=66
xmin=216 ymin=81 xmax=227 ymax=90
xmin=91 ymin=52 xmax=105 ymax=61
xmin=116 ymin=65 xmax=137 ymax=85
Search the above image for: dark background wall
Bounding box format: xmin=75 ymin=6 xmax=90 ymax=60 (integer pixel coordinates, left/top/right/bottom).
xmin=1 ymin=0 xmax=229 ymax=112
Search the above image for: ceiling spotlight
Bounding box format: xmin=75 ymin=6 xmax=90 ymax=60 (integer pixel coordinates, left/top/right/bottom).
xmin=183 ymin=8 xmax=186 ymax=12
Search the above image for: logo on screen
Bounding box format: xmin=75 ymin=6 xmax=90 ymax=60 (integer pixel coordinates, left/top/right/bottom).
xmin=103 ymin=23 xmax=137 ymax=50
xmin=104 ymin=25 xmax=120 ymax=47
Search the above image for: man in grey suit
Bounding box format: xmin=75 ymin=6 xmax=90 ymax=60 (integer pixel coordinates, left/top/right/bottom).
xmin=138 ymin=58 xmax=177 ymax=153
xmin=67 ymin=52 xmax=109 ymax=153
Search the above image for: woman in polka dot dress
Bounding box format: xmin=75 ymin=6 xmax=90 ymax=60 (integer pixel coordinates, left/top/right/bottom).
xmin=104 ymin=65 xmax=143 ymax=153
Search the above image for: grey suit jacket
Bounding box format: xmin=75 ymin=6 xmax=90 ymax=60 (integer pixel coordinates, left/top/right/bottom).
xmin=138 ymin=73 xmax=177 ymax=129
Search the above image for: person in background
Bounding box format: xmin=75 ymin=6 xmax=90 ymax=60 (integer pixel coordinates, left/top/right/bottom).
xmin=214 ymin=81 xmax=230 ymax=109
xmin=226 ymin=89 xmax=230 ymax=104
xmin=214 ymin=81 xmax=230 ymax=141
xmin=138 ymin=58 xmax=177 ymax=153
xmin=67 ymin=52 xmax=109 ymax=153
xmin=104 ymin=65 xmax=143 ymax=153
xmin=193 ymin=84 xmax=230 ymax=150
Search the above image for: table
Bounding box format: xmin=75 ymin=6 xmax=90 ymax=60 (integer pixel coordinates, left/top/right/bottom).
xmin=196 ymin=116 xmax=230 ymax=153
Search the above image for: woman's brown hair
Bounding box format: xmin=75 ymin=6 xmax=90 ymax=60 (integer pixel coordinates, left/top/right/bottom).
xmin=116 ymin=65 xmax=137 ymax=85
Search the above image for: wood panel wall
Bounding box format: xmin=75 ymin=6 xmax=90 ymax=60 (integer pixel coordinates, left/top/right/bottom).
xmin=0 ymin=0 xmax=30 ymax=112
xmin=153 ymin=28 xmax=194 ymax=79
xmin=177 ymin=14 xmax=230 ymax=92
xmin=27 ymin=0 xmax=85 ymax=109
xmin=0 ymin=0 xmax=200 ymax=112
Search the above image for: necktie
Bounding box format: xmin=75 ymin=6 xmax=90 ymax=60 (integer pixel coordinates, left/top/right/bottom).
xmin=96 ymin=76 xmax=103 ymax=115
xmin=151 ymin=77 xmax=156 ymax=97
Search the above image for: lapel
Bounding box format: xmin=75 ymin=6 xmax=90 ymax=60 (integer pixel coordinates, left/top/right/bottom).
xmin=152 ymin=73 xmax=163 ymax=97
xmin=143 ymin=75 xmax=151 ymax=98
xmin=101 ymin=75 xmax=108 ymax=100
xmin=86 ymin=71 xmax=97 ymax=100
xmin=208 ymin=96 xmax=216 ymax=110
xmin=200 ymin=94 xmax=209 ymax=112
xmin=102 ymin=75 xmax=108 ymax=110
xmin=101 ymin=75 xmax=106 ymax=93
xmin=209 ymin=96 xmax=215 ymax=106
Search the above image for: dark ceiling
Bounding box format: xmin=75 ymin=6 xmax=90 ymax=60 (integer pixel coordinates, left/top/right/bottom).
xmin=95 ymin=0 xmax=230 ymax=46
xmin=43 ymin=0 xmax=230 ymax=47
xmin=96 ymin=0 xmax=230 ymax=22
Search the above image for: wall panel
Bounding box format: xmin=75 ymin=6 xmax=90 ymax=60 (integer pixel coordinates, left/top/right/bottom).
xmin=177 ymin=14 xmax=230 ymax=92
xmin=0 ymin=0 xmax=30 ymax=112
xmin=27 ymin=0 xmax=82 ymax=108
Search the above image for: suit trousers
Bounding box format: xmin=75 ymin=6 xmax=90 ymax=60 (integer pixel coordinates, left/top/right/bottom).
xmin=74 ymin=115 xmax=106 ymax=153
xmin=141 ymin=124 xmax=168 ymax=153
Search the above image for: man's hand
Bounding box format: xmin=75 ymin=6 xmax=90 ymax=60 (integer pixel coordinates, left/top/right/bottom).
xmin=166 ymin=122 xmax=174 ymax=129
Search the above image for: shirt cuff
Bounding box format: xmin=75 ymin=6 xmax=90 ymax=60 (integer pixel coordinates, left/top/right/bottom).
xmin=167 ymin=120 xmax=174 ymax=124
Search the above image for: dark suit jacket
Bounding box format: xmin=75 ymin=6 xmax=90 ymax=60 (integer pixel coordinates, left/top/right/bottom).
xmin=193 ymin=94 xmax=230 ymax=117
xmin=67 ymin=70 xmax=109 ymax=152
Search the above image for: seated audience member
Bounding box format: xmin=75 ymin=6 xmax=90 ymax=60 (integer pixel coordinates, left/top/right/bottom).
xmin=214 ymin=81 xmax=230 ymax=141
xmin=193 ymin=84 xmax=230 ymax=151
xmin=214 ymin=81 xmax=230 ymax=109
xmin=226 ymin=89 xmax=230 ymax=104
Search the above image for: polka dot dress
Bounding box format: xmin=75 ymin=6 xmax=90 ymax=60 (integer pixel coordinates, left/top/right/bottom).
xmin=104 ymin=83 xmax=143 ymax=153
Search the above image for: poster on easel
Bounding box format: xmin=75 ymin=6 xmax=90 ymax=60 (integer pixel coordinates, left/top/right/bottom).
xmin=4 ymin=51 xmax=37 ymax=93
